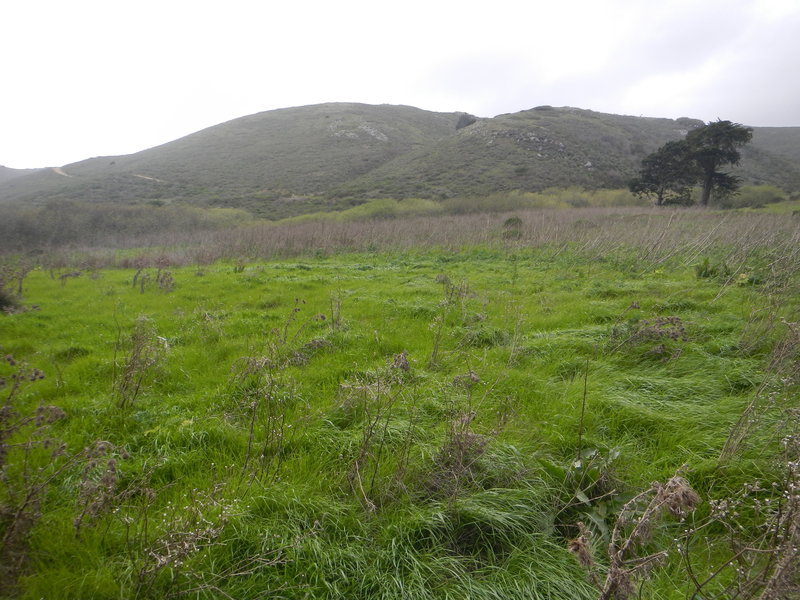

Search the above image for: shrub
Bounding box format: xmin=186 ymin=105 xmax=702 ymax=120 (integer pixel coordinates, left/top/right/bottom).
xmin=502 ymin=216 xmax=523 ymax=239
xmin=458 ymin=325 xmax=511 ymax=348
xmin=0 ymin=288 xmax=18 ymax=313
xmin=694 ymin=257 xmax=731 ymax=279
xmin=0 ymin=259 xmax=34 ymax=313
xmin=718 ymin=184 xmax=787 ymax=209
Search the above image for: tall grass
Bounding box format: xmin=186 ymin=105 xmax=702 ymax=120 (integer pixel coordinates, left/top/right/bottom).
xmin=11 ymin=207 xmax=799 ymax=275
xmin=2 ymin=206 xmax=799 ymax=598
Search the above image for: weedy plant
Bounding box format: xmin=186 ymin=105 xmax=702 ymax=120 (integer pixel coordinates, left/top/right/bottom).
xmin=694 ymin=256 xmax=731 ymax=279
xmin=0 ymin=355 xmax=59 ymax=594
xmin=132 ymin=268 xmax=176 ymax=293
xmin=0 ymin=357 xmax=126 ymax=596
xmin=228 ymin=354 xmax=297 ymax=486
xmin=112 ymin=316 xmax=168 ymax=409
xmin=227 ymin=301 xmax=321 ymax=486
xmin=552 ymin=447 xmax=625 ymax=543
xmin=678 ymin=423 xmax=800 ymax=599
xmin=132 ymin=268 xmax=150 ymax=293
xmin=155 ymin=268 xmax=175 ymax=292
xmin=132 ymin=484 xmax=239 ymax=598
xmin=58 ymin=270 xmax=82 ymax=287
xmin=428 ymin=278 xmax=470 ymax=368
xmin=502 ymin=216 xmax=523 ymax=240
xmin=0 ymin=259 xmax=35 ymax=313
xmin=570 ymin=469 xmax=701 ymax=600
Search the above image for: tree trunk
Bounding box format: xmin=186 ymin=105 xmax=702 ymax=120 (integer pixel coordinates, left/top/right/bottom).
xmin=700 ymin=173 xmax=714 ymax=206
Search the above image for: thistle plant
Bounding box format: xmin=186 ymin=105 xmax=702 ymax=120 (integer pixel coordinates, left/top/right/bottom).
xmin=113 ymin=316 xmax=168 ymax=409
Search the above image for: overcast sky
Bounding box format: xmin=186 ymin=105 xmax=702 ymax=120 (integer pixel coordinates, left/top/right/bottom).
xmin=2 ymin=0 xmax=798 ymax=169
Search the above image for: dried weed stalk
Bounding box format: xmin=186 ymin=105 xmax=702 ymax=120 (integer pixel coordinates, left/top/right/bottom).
xmin=113 ymin=316 xmax=167 ymax=409
xmin=73 ymin=440 xmax=131 ymax=535
xmin=343 ymin=379 xmax=403 ymax=512
xmin=229 ymin=359 xmax=295 ymax=486
xmin=135 ymin=484 xmax=239 ymax=597
xmin=0 ymin=357 xmax=115 ymax=594
xmin=680 ymin=408 xmax=800 ymax=600
xmin=426 ymin=410 xmax=489 ymax=500
xmin=571 ymin=468 xmax=701 ymax=600
xmin=0 ymin=259 xmax=35 ymax=313
xmin=721 ymin=318 xmax=800 ymax=463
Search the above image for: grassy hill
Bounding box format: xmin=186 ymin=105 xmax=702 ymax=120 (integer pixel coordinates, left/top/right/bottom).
xmin=0 ymin=165 xmax=39 ymax=183
xmin=750 ymin=126 xmax=800 ymax=163
xmin=0 ymin=104 xmax=467 ymax=216
xmin=1 ymin=103 xmax=798 ymax=217
xmin=331 ymin=108 xmax=701 ymax=198
xmin=336 ymin=108 xmax=800 ymax=198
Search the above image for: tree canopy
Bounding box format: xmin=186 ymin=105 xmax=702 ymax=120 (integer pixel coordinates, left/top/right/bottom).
xmin=686 ymin=120 xmax=753 ymax=205
xmin=628 ymin=140 xmax=698 ymax=206
xmin=629 ymin=120 xmax=753 ymax=206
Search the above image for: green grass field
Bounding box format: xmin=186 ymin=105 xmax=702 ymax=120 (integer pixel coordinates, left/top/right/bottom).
xmin=2 ymin=224 xmax=799 ymax=598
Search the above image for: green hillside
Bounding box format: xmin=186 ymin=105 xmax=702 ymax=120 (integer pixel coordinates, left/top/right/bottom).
xmin=1 ymin=103 xmax=798 ymax=217
xmin=336 ymin=107 xmax=800 ymax=198
xmin=332 ymin=108 xmax=700 ymax=198
xmin=0 ymin=165 xmax=38 ymax=183
xmin=750 ymin=126 xmax=800 ymax=163
xmin=0 ymin=104 xmax=467 ymax=214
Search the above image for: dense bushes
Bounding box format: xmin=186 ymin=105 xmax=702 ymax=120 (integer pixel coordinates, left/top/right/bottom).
xmin=0 ymin=201 xmax=252 ymax=252
xmin=717 ymin=184 xmax=787 ymax=208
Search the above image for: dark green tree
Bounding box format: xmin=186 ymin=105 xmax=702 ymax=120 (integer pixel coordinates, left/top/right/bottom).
xmin=685 ymin=120 xmax=753 ymax=205
xmin=630 ymin=120 xmax=753 ymax=206
xmin=628 ymin=140 xmax=698 ymax=206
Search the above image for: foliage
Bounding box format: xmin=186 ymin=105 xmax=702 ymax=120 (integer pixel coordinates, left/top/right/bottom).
xmin=0 ymin=259 xmax=34 ymax=313
xmin=694 ymin=257 xmax=731 ymax=279
xmin=0 ymin=201 xmax=253 ymax=253
xmin=630 ymin=120 xmax=754 ymax=206
xmin=718 ymin=184 xmax=787 ymax=209
xmin=0 ymin=273 xmax=20 ymax=313
xmin=628 ymin=140 xmax=698 ymax=205
xmin=686 ymin=120 xmax=754 ymax=205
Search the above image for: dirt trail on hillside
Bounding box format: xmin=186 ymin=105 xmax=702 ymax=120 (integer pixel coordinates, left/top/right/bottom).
xmin=133 ymin=174 xmax=165 ymax=183
xmin=52 ymin=167 xmax=72 ymax=178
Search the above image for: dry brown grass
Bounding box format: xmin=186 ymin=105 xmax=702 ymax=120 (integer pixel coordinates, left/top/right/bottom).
xmin=14 ymin=207 xmax=797 ymax=273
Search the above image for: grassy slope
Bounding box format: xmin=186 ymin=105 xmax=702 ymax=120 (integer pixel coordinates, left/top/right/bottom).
xmin=750 ymin=126 xmax=800 ymax=163
xmin=0 ymin=104 xmax=465 ymax=214
xmin=333 ymin=109 xmax=695 ymax=198
xmin=338 ymin=108 xmax=800 ymax=198
xmin=2 ymin=105 xmax=798 ymax=217
xmin=2 ymin=236 xmax=797 ymax=598
xmin=0 ymin=166 xmax=39 ymax=184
